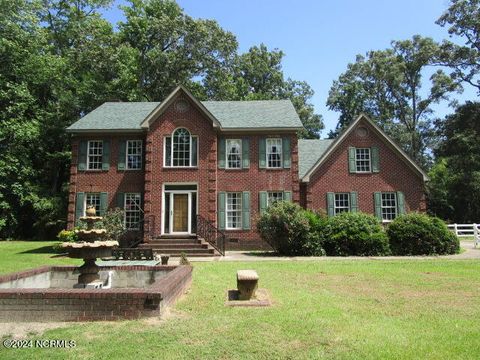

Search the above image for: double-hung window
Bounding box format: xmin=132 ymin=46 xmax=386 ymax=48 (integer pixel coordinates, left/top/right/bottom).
xmin=381 ymin=193 xmax=397 ymax=221
xmin=355 ymin=148 xmax=371 ymax=172
xmin=266 ymin=138 xmax=282 ymax=168
xmin=164 ymin=128 xmax=198 ymax=167
xmin=226 ymin=193 xmax=242 ymax=229
xmin=87 ymin=140 xmax=103 ymax=170
xmin=267 ymin=192 xmax=284 ymax=206
xmin=226 ymin=139 xmax=242 ymax=169
xmin=124 ymin=193 xmax=142 ymax=229
xmin=334 ymin=193 xmax=350 ymax=214
xmin=126 ymin=140 xmax=142 ymax=170
xmin=85 ymin=193 xmax=101 ymax=216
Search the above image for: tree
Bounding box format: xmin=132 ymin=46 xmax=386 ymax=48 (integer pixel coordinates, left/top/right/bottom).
xmin=429 ymin=101 xmax=480 ymax=223
xmin=327 ymin=36 xmax=458 ymax=165
xmin=204 ymin=44 xmax=324 ymax=138
xmin=437 ymin=0 xmax=480 ymax=93
xmin=118 ymin=0 xmax=238 ymax=101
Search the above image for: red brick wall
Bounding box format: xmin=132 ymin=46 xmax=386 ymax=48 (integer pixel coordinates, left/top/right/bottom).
xmin=217 ymin=133 xmax=299 ymax=249
xmin=305 ymin=119 xmax=426 ymax=215
xmin=67 ymin=134 xmax=145 ymax=229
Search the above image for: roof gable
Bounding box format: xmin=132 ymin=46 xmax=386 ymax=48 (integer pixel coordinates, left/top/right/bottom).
xmin=301 ymin=114 xmax=428 ymax=182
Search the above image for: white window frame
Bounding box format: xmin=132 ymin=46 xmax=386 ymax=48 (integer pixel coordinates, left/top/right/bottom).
xmin=266 ymin=138 xmax=282 ymax=169
xmin=126 ymin=140 xmax=143 ymax=170
xmin=84 ymin=193 xmax=100 ymax=216
xmin=124 ymin=193 xmax=142 ymax=230
xmin=381 ymin=192 xmax=397 ymax=221
xmin=163 ymin=128 xmax=198 ymax=168
xmin=267 ymin=191 xmax=284 ymax=207
xmin=226 ymin=192 xmax=242 ymax=230
xmin=87 ymin=140 xmax=103 ymax=170
xmin=355 ymin=148 xmax=371 ymax=173
xmin=334 ymin=193 xmax=350 ymax=215
xmin=226 ymin=139 xmax=242 ymax=169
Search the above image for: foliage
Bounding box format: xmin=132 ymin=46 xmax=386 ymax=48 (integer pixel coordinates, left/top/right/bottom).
xmin=387 ymin=213 xmax=460 ymax=255
xmin=323 ymin=212 xmax=390 ymax=256
xmin=179 ymin=252 xmax=190 ymax=266
xmin=57 ymin=229 xmax=78 ymax=243
xmin=437 ymin=0 xmax=480 ymax=93
xmin=428 ymin=101 xmax=480 ymax=222
xmin=256 ymin=201 xmax=325 ymax=256
xmin=327 ymin=35 xmax=459 ymax=165
xmin=203 ymin=44 xmax=324 ymax=138
xmin=100 ymin=208 xmax=126 ymax=241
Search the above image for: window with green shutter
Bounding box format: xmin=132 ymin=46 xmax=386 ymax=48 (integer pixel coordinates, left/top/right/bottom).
xmin=375 ymin=192 xmax=404 ymax=221
xmin=217 ymin=192 xmax=226 ymax=230
xmin=350 ymin=192 xmax=358 ymax=212
xmin=259 ymin=138 xmax=267 ymax=168
xmin=218 ymin=138 xmax=226 ymax=169
xmin=99 ymin=192 xmax=108 ymax=216
xmin=259 ymin=191 xmax=268 ymax=214
xmin=282 ymin=137 xmax=291 ymax=168
xmin=371 ymin=146 xmax=380 ymax=173
xmin=75 ymin=192 xmax=85 ymax=225
xmin=118 ymin=140 xmax=126 ymax=170
xmin=102 ymin=140 xmax=110 ymax=170
xmin=283 ymin=191 xmax=292 ymax=202
xmin=242 ymin=138 xmax=250 ymax=168
xmin=116 ymin=192 xmax=125 ymax=210
xmin=78 ymin=141 xmax=88 ymax=171
xmin=327 ymin=192 xmax=335 ymax=217
xmin=242 ymin=191 xmax=250 ymax=230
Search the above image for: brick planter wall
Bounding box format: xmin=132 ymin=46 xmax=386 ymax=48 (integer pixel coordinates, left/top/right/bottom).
xmin=0 ymin=265 xmax=192 ymax=322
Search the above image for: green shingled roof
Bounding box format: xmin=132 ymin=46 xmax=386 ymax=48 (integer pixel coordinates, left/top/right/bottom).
xmin=298 ymin=139 xmax=335 ymax=178
xmin=67 ymin=99 xmax=302 ymax=132
xmin=202 ymin=100 xmax=302 ymax=129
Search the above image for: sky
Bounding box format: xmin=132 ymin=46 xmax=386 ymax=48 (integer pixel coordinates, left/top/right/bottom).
xmin=102 ymin=0 xmax=477 ymax=137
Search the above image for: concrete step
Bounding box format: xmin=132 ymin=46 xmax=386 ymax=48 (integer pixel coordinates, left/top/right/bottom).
xmin=149 ymin=238 xmax=202 ymax=244
xmin=140 ymin=248 xmax=216 ymax=255
xmin=141 ymin=243 xmax=209 ymax=249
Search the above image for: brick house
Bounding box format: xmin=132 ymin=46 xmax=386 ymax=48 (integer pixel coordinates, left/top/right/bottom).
xmin=66 ymin=86 xmax=427 ymax=253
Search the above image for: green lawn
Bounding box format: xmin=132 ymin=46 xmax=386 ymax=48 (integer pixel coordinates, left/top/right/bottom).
xmin=0 ymin=242 xmax=479 ymax=359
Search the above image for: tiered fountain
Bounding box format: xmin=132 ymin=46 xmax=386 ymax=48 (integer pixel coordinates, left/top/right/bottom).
xmin=62 ymin=206 xmax=119 ymax=288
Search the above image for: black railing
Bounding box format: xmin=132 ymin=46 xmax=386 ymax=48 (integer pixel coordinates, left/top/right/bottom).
xmin=196 ymin=215 xmax=226 ymax=255
xmin=119 ymin=215 xmax=155 ymax=248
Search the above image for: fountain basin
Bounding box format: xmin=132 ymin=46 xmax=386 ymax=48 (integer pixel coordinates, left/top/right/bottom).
xmin=0 ymin=265 xmax=192 ymax=322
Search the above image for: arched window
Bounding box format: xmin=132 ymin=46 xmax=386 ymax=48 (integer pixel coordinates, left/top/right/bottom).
xmin=164 ymin=128 xmax=198 ymax=167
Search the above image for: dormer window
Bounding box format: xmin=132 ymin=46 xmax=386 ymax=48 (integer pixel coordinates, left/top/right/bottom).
xmin=164 ymin=128 xmax=198 ymax=167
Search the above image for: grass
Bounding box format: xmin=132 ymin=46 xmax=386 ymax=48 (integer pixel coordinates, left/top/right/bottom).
xmin=0 ymin=242 xmax=479 ymax=359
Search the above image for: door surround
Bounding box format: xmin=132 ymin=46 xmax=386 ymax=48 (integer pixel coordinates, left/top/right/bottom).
xmin=161 ymin=183 xmax=198 ymax=235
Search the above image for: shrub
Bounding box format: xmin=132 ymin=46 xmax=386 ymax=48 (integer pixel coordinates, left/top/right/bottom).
xmin=57 ymin=229 xmax=78 ymax=243
xmin=257 ymin=201 xmax=325 ymax=256
xmin=323 ymin=212 xmax=390 ymax=256
xmin=100 ymin=208 xmax=126 ymax=241
xmin=387 ymin=213 xmax=460 ymax=255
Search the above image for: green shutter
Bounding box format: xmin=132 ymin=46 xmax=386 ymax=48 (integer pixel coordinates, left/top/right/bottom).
xmin=116 ymin=192 xmax=125 ymax=209
xmin=102 ymin=140 xmax=110 ymax=170
xmin=259 ymin=138 xmax=266 ymax=168
xmin=118 ymin=140 xmax=126 ymax=170
xmin=282 ymin=137 xmax=291 ymax=168
xmin=191 ymin=136 xmax=198 ymax=167
xmin=348 ymin=147 xmax=356 ymax=173
xmin=78 ymin=141 xmax=87 ymax=171
xmin=350 ymin=192 xmax=358 ymax=212
xmin=242 ymin=191 xmax=251 ymax=230
xmin=259 ymin=191 xmax=268 ymax=214
xmin=100 ymin=192 xmax=108 ymax=216
xmin=396 ymin=191 xmax=405 ymax=215
xmin=374 ymin=192 xmax=382 ymax=220
xmin=218 ymin=192 xmax=226 ymax=230
xmin=242 ymin=138 xmax=250 ymax=168
xmin=283 ymin=191 xmax=292 ymax=202
xmin=75 ymin=192 xmax=85 ymax=225
xmin=327 ymin=192 xmax=335 ymax=217
xmin=371 ymin=146 xmax=380 ymax=173
xmin=218 ymin=138 xmax=225 ymax=169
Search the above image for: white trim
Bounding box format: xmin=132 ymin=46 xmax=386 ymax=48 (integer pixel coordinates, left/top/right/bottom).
xmin=163 ymin=128 xmax=198 ymax=168
xmin=301 ymin=114 xmax=428 ymax=182
xmin=225 ymin=192 xmax=242 ymax=230
xmin=140 ymin=85 xmax=221 ymax=129
xmin=125 ymin=139 xmax=143 ymax=170
xmin=161 ymin=182 xmax=198 ymax=235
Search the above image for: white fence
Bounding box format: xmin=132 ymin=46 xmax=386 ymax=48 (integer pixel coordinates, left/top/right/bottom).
xmin=447 ymin=224 xmax=480 ymax=248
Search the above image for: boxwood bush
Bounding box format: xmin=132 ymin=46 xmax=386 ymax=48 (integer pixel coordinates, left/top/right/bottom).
xmin=257 ymin=201 xmax=325 ymax=256
xmin=323 ymin=212 xmax=390 ymax=256
xmin=387 ymin=213 xmax=460 ymax=255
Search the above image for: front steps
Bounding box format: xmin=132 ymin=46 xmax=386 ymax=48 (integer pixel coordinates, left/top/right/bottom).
xmin=138 ymin=235 xmax=219 ymax=257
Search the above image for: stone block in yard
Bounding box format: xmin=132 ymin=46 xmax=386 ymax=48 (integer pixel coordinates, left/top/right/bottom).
xmin=236 ymin=270 xmax=259 ymax=300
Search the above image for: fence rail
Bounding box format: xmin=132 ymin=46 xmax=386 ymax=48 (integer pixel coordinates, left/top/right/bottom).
xmin=447 ymin=223 xmax=480 ymax=248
